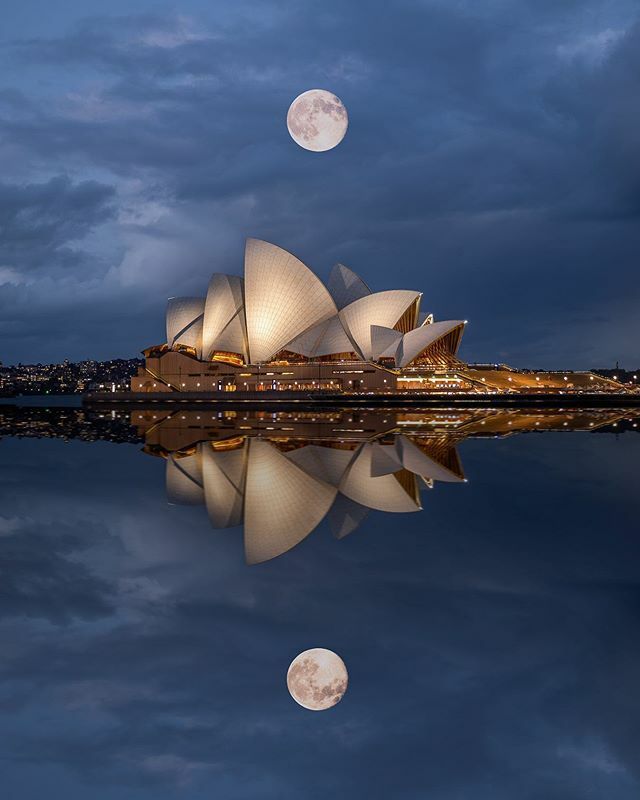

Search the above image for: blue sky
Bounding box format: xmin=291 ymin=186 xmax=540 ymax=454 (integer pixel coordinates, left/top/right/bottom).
xmin=1 ymin=0 xmax=639 ymax=367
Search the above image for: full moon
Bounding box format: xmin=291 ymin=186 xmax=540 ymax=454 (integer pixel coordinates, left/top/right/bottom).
xmin=286 ymin=89 xmax=348 ymax=152
xmin=286 ymin=648 xmax=348 ymax=710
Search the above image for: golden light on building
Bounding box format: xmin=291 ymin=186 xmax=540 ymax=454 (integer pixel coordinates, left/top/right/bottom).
xmin=129 ymin=238 xmax=623 ymax=398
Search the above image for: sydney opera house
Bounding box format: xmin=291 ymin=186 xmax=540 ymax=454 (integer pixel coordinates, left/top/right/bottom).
xmin=132 ymin=238 xmax=467 ymax=394
xmin=131 ymin=238 xmax=620 ymax=395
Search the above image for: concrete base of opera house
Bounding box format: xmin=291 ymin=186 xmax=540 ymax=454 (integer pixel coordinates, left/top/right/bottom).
xmin=129 ymin=350 xmax=631 ymax=396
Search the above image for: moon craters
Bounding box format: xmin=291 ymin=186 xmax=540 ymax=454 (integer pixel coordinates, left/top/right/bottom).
xmin=287 ymin=89 xmax=348 ymax=152
xmin=287 ymin=648 xmax=348 ymax=710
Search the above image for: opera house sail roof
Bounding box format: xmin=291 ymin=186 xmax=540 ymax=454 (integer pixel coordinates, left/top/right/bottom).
xmin=137 ymin=406 xmax=630 ymax=565
xmin=244 ymin=238 xmax=338 ymax=363
xmin=149 ymin=238 xmax=466 ymax=373
xmin=165 ymin=433 xmax=465 ymax=564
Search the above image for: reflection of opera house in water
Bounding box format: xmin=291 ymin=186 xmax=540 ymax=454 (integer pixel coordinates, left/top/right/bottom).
xmin=130 ymin=238 xmax=619 ymax=396
xmin=135 ymin=408 xmax=627 ymax=564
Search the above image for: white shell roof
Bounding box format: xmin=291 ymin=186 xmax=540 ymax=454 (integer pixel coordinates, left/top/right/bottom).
xmin=162 ymin=434 xmax=466 ymax=563
xmin=369 ymin=442 xmax=403 ymax=477
xmin=338 ymin=443 xmax=421 ymax=513
xmin=339 ymin=290 xmax=421 ymax=361
xmin=370 ymin=325 xmax=403 ymax=361
xmin=243 ymin=440 xmax=337 ymax=564
xmin=419 ymin=312 xmax=434 ymax=326
xmin=161 ymin=240 xmax=466 ymax=367
xmin=282 ymin=318 xmax=328 ymax=358
xmin=396 ymin=320 xmax=465 ymax=368
xmin=166 ymin=452 xmax=204 ymax=505
xmin=202 ymin=274 xmax=247 ymax=360
xmin=201 ymin=444 xmax=246 ymax=528
xmin=244 ymin=239 xmax=337 ymax=363
xmin=285 ymin=444 xmax=357 ymax=487
xmin=328 ymin=495 xmax=370 ymax=539
xmin=394 ymin=436 xmax=465 ymax=483
xmin=166 ymin=297 xmax=205 ymax=357
xmin=285 ymin=314 xmax=355 ymax=358
xmin=327 ymin=263 xmax=372 ymax=310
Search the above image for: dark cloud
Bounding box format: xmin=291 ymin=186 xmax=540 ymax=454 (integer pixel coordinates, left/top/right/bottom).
xmin=0 ymin=2 xmax=639 ymax=364
xmin=0 ymin=522 xmax=114 ymax=624
xmin=0 ymin=175 xmax=115 ymax=274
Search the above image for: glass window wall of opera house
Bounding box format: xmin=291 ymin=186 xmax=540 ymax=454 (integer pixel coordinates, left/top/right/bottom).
xmin=126 ymin=239 xmax=625 ymax=396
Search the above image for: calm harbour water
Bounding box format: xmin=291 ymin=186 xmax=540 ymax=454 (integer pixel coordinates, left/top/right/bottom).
xmin=1 ymin=406 xmax=639 ymax=799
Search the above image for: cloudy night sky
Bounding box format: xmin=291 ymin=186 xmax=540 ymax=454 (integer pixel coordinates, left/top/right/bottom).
xmin=1 ymin=0 xmax=639 ymax=368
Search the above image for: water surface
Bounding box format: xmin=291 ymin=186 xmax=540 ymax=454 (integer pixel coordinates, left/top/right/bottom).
xmin=1 ymin=407 xmax=639 ymax=799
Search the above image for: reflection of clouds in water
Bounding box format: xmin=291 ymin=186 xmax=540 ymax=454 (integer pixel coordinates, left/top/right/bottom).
xmin=0 ymin=516 xmax=23 ymax=536
xmin=0 ymin=427 xmax=639 ymax=796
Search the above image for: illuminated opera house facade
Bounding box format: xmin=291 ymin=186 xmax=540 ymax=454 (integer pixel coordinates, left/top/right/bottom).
xmin=132 ymin=238 xmax=467 ymax=394
xmin=131 ymin=238 xmax=618 ymax=395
